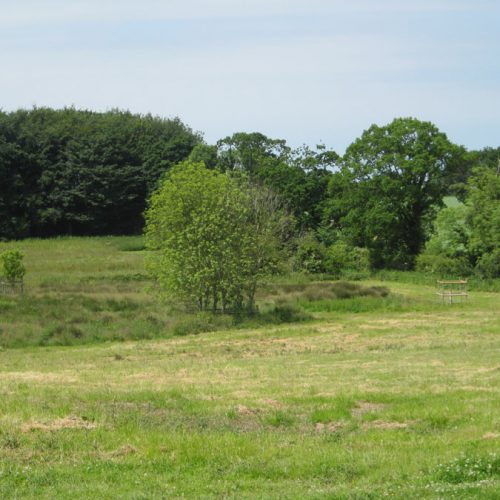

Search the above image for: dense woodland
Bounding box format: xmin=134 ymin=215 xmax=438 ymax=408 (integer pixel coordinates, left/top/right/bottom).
xmin=1 ymin=107 xmax=499 ymax=278
xmin=0 ymin=108 xmax=200 ymax=238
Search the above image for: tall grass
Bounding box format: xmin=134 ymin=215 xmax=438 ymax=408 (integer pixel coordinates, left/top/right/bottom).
xmin=1 ymin=237 xmax=498 ymax=348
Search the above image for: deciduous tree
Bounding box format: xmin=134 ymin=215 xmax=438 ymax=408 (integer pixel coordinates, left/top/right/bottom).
xmin=145 ymin=161 xmax=289 ymax=313
xmin=325 ymin=118 xmax=462 ymax=269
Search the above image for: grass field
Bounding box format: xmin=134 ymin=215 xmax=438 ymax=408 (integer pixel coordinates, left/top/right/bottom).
xmin=0 ymin=237 xmax=499 ymax=498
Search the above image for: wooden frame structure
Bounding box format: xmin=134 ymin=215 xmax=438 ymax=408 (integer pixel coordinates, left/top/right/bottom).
xmin=436 ymin=280 xmax=467 ymax=304
xmin=0 ymin=279 xmax=24 ymax=296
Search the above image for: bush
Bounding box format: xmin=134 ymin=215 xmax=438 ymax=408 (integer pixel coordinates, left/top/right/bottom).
xmin=424 ymin=206 xmax=470 ymax=259
xmin=415 ymin=253 xmax=471 ymax=277
xmin=0 ymin=250 xmax=26 ymax=282
xmin=325 ymin=242 xmax=370 ymax=278
xmin=145 ymin=161 xmax=289 ymax=313
xmin=474 ymin=249 xmax=500 ymax=279
xmin=293 ymin=234 xmax=327 ymax=274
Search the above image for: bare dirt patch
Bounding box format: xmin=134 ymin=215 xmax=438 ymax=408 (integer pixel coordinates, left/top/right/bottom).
xmin=21 ymin=416 xmax=96 ymax=432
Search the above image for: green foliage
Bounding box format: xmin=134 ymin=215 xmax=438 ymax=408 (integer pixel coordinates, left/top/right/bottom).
xmin=467 ymin=166 xmax=500 ymax=262
xmin=145 ymin=161 xmax=289 ymax=313
xmin=442 ymin=196 xmax=463 ymax=208
xmin=325 ymin=242 xmax=370 ymax=278
xmin=415 ymin=253 xmax=470 ymax=277
xmin=188 ymin=144 xmax=219 ymax=170
xmin=373 ymin=268 xmax=500 ymax=292
xmin=474 ymin=249 xmax=500 ymax=279
xmin=0 ymin=108 xmax=200 ymax=239
xmin=325 ymin=117 xmax=463 ymax=269
xmin=215 ymin=133 xmax=335 ymax=230
xmin=263 ymin=302 xmax=310 ymax=323
xmin=416 ymin=205 xmax=472 ymax=276
xmin=216 ymin=132 xmax=290 ymax=174
xmin=293 ymin=233 xmax=327 ymax=274
xmin=0 ymin=250 xmax=25 ymax=282
xmin=418 ymin=166 xmax=500 ymax=278
xmin=424 ymin=206 xmax=470 ymax=259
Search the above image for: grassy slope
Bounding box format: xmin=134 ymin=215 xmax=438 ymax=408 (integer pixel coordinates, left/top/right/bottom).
xmin=0 ymin=237 xmax=499 ymax=498
xmin=0 ymin=237 xmax=166 ymax=347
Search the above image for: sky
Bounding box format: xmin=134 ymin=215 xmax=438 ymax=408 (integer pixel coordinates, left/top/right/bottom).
xmin=1 ymin=0 xmax=499 ymax=153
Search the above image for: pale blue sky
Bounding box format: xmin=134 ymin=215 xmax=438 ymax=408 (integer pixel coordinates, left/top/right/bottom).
xmin=1 ymin=0 xmax=499 ymax=152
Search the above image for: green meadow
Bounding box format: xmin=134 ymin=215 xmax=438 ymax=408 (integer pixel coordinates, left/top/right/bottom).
xmin=0 ymin=237 xmax=499 ymax=498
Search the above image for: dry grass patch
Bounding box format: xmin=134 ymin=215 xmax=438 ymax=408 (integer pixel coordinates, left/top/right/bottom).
xmin=482 ymin=433 xmax=500 ymax=440
xmin=236 ymin=405 xmax=259 ymax=416
xmin=315 ymin=421 xmax=346 ymax=433
xmin=21 ymin=416 xmax=97 ymax=432
xmin=0 ymin=371 xmax=78 ymax=384
xmin=362 ymin=420 xmax=411 ymax=430
xmin=260 ymin=398 xmax=284 ymax=409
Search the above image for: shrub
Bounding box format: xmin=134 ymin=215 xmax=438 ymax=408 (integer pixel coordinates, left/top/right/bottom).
xmin=293 ymin=234 xmax=327 ymax=274
xmin=0 ymin=250 xmax=26 ymax=282
xmin=267 ymin=302 xmax=309 ymax=323
xmin=325 ymin=242 xmax=370 ymax=278
xmin=424 ymin=206 xmax=470 ymax=259
xmin=474 ymin=249 xmax=500 ymax=279
xmin=415 ymin=253 xmax=471 ymax=277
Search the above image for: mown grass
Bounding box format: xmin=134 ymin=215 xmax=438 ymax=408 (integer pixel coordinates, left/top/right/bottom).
xmin=0 ymin=236 xmax=499 ymax=498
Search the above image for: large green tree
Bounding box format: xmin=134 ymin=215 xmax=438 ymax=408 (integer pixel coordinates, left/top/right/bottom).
xmin=216 ymin=132 xmax=290 ymax=174
xmin=325 ymin=118 xmax=462 ymax=269
xmin=214 ymin=133 xmax=336 ymax=231
xmin=145 ymin=161 xmax=289 ymax=313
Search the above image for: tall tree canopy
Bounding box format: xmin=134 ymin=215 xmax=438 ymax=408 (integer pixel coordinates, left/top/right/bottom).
xmin=213 ymin=132 xmax=337 ymax=230
xmin=325 ymin=117 xmax=463 ymax=269
xmin=0 ymin=107 xmax=200 ymax=239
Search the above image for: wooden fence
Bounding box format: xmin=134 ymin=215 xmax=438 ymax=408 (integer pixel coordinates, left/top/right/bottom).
xmin=0 ymin=280 xmax=25 ymax=295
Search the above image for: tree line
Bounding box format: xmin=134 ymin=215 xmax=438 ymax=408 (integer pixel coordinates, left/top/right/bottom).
xmin=1 ymin=108 xmax=498 ymax=280
xmin=0 ymin=107 xmax=200 ymax=238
